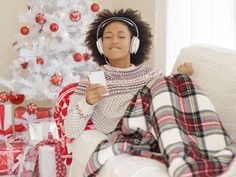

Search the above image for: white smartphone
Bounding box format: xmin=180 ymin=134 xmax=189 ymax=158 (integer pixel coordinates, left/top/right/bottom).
xmin=88 ymin=71 xmax=108 ymax=95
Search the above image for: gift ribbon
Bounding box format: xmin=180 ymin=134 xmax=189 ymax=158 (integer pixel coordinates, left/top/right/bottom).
xmin=0 ymin=104 xmax=14 ymax=135
xmin=12 ymin=146 xmax=36 ymax=176
xmin=0 ymin=104 xmax=5 ymax=130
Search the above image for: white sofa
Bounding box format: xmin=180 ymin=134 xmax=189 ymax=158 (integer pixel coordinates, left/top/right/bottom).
xmin=68 ymin=45 xmax=236 ymax=177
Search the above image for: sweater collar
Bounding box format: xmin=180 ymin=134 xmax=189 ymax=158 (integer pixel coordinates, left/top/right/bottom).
xmin=102 ymin=64 xmax=137 ymax=72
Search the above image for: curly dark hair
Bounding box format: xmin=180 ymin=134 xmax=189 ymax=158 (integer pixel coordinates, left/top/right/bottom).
xmin=85 ymin=9 xmax=153 ymax=66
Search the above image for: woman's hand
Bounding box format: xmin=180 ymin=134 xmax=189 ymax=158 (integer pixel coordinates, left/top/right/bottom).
xmin=177 ymin=62 xmax=193 ymax=76
xmin=86 ymin=84 xmax=108 ymax=105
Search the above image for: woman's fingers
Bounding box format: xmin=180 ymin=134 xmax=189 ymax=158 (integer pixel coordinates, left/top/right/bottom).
xmin=86 ymin=84 xmax=108 ymax=105
xmin=177 ymin=62 xmax=193 ymax=76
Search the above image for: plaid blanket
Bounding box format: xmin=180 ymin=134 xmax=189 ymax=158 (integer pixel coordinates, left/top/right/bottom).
xmin=84 ymin=74 xmax=236 ymax=177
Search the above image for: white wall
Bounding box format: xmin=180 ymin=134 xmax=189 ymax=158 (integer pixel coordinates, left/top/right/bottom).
xmin=0 ymin=0 xmax=28 ymax=86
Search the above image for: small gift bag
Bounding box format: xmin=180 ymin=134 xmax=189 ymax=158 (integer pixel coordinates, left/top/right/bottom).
xmin=0 ymin=136 xmax=26 ymax=175
xmin=13 ymin=145 xmax=38 ymax=177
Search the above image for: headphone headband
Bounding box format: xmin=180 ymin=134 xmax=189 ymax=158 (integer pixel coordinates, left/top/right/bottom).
xmin=96 ymin=16 xmax=140 ymax=55
xmin=96 ymin=17 xmax=139 ymax=40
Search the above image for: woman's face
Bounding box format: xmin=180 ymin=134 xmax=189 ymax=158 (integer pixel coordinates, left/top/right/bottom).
xmin=102 ymin=21 xmax=132 ymax=68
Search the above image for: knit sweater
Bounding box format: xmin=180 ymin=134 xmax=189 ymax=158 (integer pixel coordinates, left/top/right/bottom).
xmin=64 ymin=64 xmax=164 ymax=138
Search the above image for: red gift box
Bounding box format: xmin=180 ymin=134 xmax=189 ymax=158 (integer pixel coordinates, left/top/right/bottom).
xmin=14 ymin=107 xmax=51 ymax=120
xmin=14 ymin=107 xmax=52 ymax=132
xmin=0 ymin=138 xmax=26 ymax=175
xmin=14 ymin=106 xmax=28 ymax=132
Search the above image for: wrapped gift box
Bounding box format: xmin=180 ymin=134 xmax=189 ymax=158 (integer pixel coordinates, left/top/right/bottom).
xmin=34 ymin=133 xmax=66 ymax=177
xmin=0 ymin=138 xmax=26 ymax=175
xmin=14 ymin=107 xmax=53 ymax=138
xmin=29 ymin=120 xmax=59 ymax=141
xmin=14 ymin=107 xmax=51 ymax=120
xmin=0 ymin=104 xmax=13 ymax=135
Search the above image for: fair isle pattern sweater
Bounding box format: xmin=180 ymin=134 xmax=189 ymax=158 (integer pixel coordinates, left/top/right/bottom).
xmin=64 ymin=64 xmax=164 ymax=138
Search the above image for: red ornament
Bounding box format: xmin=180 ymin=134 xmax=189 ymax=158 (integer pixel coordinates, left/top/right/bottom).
xmin=9 ymin=92 xmax=25 ymax=105
xmin=83 ymin=53 xmax=90 ymax=61
xmin=70 ymin=10 xmax=81 ymax=22
xmin=50 ymin=73 xmax=63 ymax=86
xmin=91 ymin=3 xmax=100 ymax=12
xmin=49 ymin=23 xmax=59 ymax=32
xmin=73 ymin=53 xmax=83 ymax=62
xmin=35 ymin=13 xmax=47 ymax=25
xmin=0 ymin=91 xmax=9 ymax=103
xmin=26 ymin=102 xmax=37 ymax=114
xmin=21 ymin=62 xmax=28 ymax=69
xmin=20 ymin=26 xmax=30 ymax=35
xmin=36 ymin=57 xmax=44 ymax=65
xmin=12 ymin=41 xmax=20 ymax=51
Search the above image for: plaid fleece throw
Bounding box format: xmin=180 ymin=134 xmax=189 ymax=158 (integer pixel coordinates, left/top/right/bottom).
xmin=84 ymin=74 xmax=236 ymax=177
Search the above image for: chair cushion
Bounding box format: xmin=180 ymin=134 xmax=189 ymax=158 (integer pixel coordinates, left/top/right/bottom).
xmin=172 ymin=44 xmax=236 ymax=138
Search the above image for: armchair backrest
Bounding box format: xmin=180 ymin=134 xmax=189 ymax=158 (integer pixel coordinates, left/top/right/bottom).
xmin=172 ymin=44 xmax=236 ymax=138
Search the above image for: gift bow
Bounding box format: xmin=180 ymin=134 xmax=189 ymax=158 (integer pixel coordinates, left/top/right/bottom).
xmin=12 ymin=146 xmax=36 ymax=176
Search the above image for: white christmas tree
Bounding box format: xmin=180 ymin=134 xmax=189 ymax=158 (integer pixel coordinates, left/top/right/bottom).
xmin=0 ymin=0 xmax=100 ymax=102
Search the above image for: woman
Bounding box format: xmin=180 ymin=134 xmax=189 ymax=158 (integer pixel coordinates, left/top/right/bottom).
xmin=64 ymin=9 xmax=192 ymax=139
xmin=62 ymin=9 xmax=236 ymax=177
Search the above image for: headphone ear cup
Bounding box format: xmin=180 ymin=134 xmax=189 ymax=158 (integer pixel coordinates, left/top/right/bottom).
xmin=130 ymin=36 xmax=140 ymax=54
xmin=96 ymin=38 xmax=104 ymax=55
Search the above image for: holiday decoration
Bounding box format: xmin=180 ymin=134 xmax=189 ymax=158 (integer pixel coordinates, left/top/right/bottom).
xmin=49 ymin=23 xmax=59 ymax=32
xmin=35 ymin=13 xmax=47 ymax=25
xmin=0 ymin=0 xmax=97 ymax=102
xmin=69 ymin=10 xmax=81 ymax=22
xmin=12 ymin=41 xmax=20 ymax=51
xmin=20 ymin=26 xmax=30 ymax=35
xmin=26 ymin=102 xmax=37 ymax=114
xmin=83 ymin=52 xmax=90 ymax=61
xmin=36 ymin=57 xmax=44 ymax=65
xmin=50 ymin=73 xmax=63 ymax=86
xmin=0 ymin=91 xmax=9 ymax=103
xmin=91 ymin=3 xmax=100 ymax=12
xmin=73 ymin=52 xmax=83 ymax=62
xmin=9 ymin=92 xmax=25 ymax=105
xmin=21 ymin=62 xmax=28 ymax=69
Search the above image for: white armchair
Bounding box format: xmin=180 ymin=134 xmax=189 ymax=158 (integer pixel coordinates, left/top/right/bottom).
xmin=68 ymin=44 xmax=236 ymax=177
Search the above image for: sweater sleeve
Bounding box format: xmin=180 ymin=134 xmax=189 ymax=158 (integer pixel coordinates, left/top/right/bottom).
xmin=64 ymin=92 xmax=95 ymax=138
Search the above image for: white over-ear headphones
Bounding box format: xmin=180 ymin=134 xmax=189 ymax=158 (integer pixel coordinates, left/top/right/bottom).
xmin=96 ymin=17 xmax=140 ymax=55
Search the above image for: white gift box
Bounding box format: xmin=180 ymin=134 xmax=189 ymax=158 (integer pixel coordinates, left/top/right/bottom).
xmin=29 ymin=119 xmax=59 ymax=140
xmin=39 ymin=145 xmax=56 ymax=177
